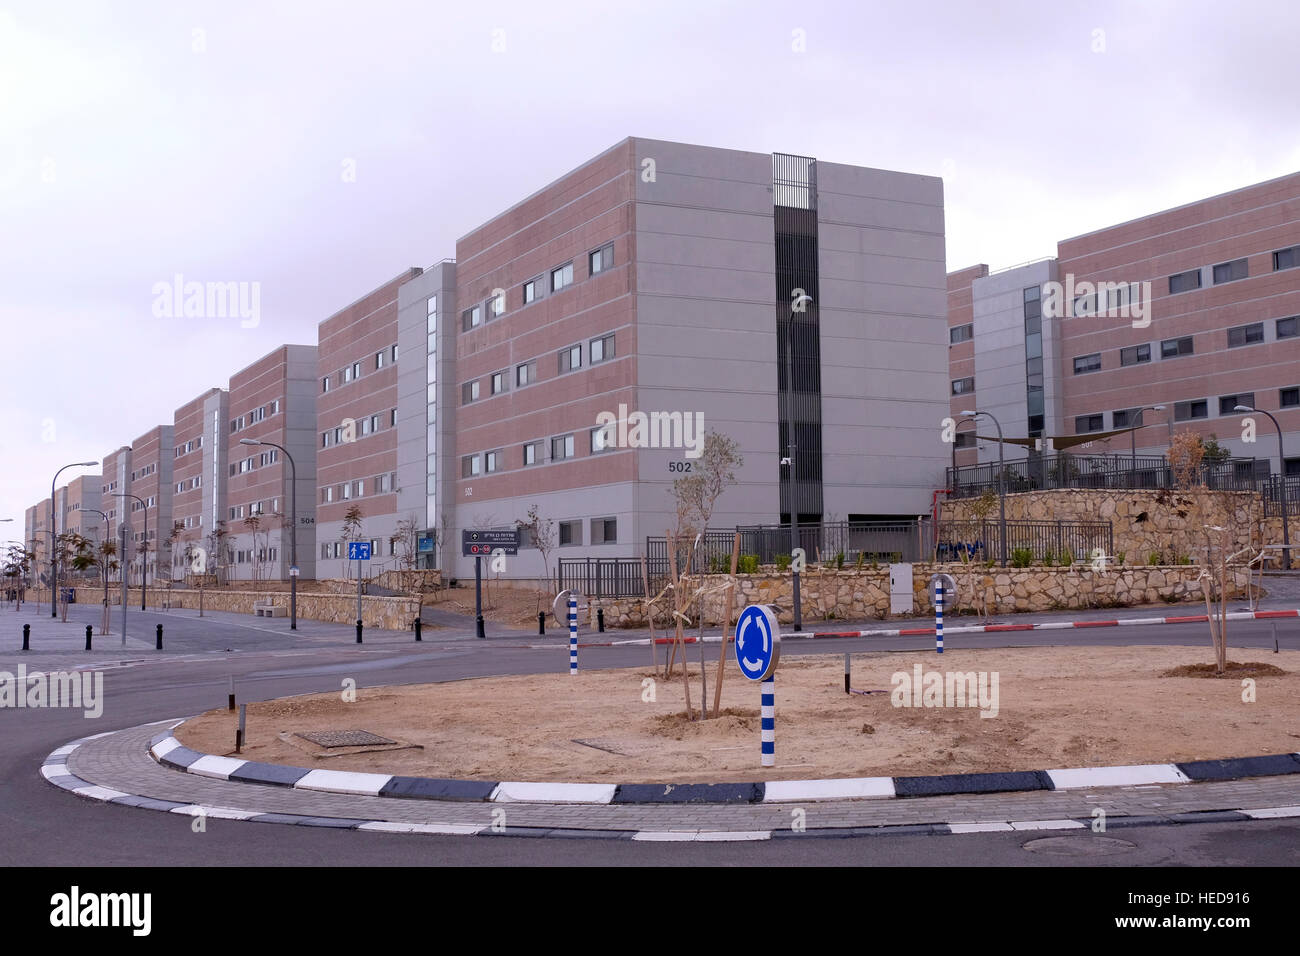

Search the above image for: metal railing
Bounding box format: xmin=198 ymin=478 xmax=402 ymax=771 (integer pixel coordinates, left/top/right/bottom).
xmin=935 ymin=519 xmax=1112 ymax=564
xmin=1262 ymin=474 xmax=1300 ymax=516
xmin=948 ymin=453 xmax=1267 ymax=498
xmin=556 ymin=557 xmax=648 ymax=599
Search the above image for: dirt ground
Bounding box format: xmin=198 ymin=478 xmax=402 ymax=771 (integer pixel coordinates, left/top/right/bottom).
xmin=177 ymin=645 xmax=1300 ymax=783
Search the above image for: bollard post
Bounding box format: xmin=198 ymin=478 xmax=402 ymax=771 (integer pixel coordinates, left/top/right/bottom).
xmin=228 ymin=675 xmax=235 ymax=711
xmin=538 ymin=611 xmax=545 ymax=635
xmin=236 ymin=702 xmax=246 ymax=753
xmin=356 ymin=619 xmax=363 ymax=644
xmin=156 ymin=623 xmax=163 ymax=650
xmin=761 ymin=676 xmax=775 ymax=767
xmin=568 ymin=595 xmax=578 ymax=675
xmin=85 ymin=625 xmax=93 ymax=651
xmin=22 ymin=623 xmax=30 ymax=651
xmin=844 ymin=652 xmax=850 ymax=694
xmin=936 ymin=583 xmax=944 ymax=654
xmin=414 ymin=617 xmax=422 ymax=642
xmin=597 ymin=607 xmax=605 ymax=633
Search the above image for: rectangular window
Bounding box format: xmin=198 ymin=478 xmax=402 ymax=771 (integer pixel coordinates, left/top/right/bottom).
xmin=1226 ymin=323 xmax=1264 ymax=348
xmin=390 ymin=408 xmax=397 ymax=427
xmin=589 ymin=333 xmax=615 ymax=365
xmin=1281 ymin=387 xmax=1300 ymax=409
xmin=551 ymin=434 xmax=575 ymax=461
xmin=949 ymin=324 xmax=973 ymax=345
xmin=954 ymin=431 xmax=975 ymax=449
xmin=354 ymin=480 xmax=364 ymax=497
xmin=1072 ymin=293 xmax=1096 ymax=317
xmin=249 ymin=407 xmax=265 ymax=424
xmin=1120 ymin=343 xmax=1151 ymax=366
xmin=1168 ymin=269 xmax=1201 ymax=294
xmin=1112 ymin=408 xmax=1135 ymax=429
xmin=1075 ymin=414 xmax=1104 ymax=433
xmin=559 ymin=344 xmax=583 ymax=373
xmin=516 ymin=361 xmax=536 ymax=387
xmin=590 ymin=517 xmax=617 ymax=545
xmin=522 ymin=278 xmax=539 ymax=304
xmin=270 ymin=399 xmax=280 ymax=415
xmin=523 ymin=441 xmax=541 ymax=466
xmin=588 ymin=243 xmax=613 ymax=276
xmin=1219 ymin=393 xmax=1255 ymax=416
xmin=488 ymin=292 xmax=505 ymax=318
xmin=1275 ymin=246 xmax=1300 ymax=272
xmin=1278 ymin=316 xmax=1298 ymax=340
xmin=590 ymin=425 xmax=613 ymax=453
xmin=376 ymin=350 xmax=386 ymax=369
xmin=484 ymin=450 xmax=502 ymax=473
xmin=322 ymin=376 xmax=331 ymax=392
xmin=462 ymin=380 xmax=480 ymax=404
xmin=1161 ymin=336 xmax=1194 ymax=359
xmin=391 ymin=344 xmax=398 ymax=363
xmin=462 ymin=306 xmax=482 ymax=331
xmin=551 ymin=262 xmax=573 ymax=292
xmin=1174 ymin=400 xmax=1209 ymax=421
xmin=1072 ymin=353 xmax=1102 ymax=374
xmin=360 ymin=416 xmax=373 ymax=436
xmin=461 ymin=455 xmax=480 ymax=478
xmin=341 ymin=482 xmax=351 ymax=500
xmin=1212 ymin=258 xmax=1248 ymax=284
xmin=491 ymin=371 xmax=507 ymax=395
xmin=950 ymin=377 xmax=974 ymax=395
xmin=558 ymin=520 xmax=582 ymax=547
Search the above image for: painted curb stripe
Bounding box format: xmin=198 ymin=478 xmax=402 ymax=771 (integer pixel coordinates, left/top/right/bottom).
xmin=762 ymin=777 xmax=895 ymax=802
xmin=1072 ymin=620 xmax=1117 ymax=628
xmin=1008 ymin=819 xmax=1087 ymax=831
xmin=1240 ymin=806 xmax=1300 ymax=819
xmin=1047 ymin=764 xmax=1190 ymax=789
xmin=228 ymin=761 xmax=312 ymax=787
xmin=948 ymin=822 xmax=1013 ymax=833
xmin=893 ymin=770 xmax=1053 ymax=798
xmin=186 ymin=755 xmax=248 ymax=780
xmin=168 ymin=805 xmax=260 ymax=821
xmin=612 ymin=782 xmax=764 ymax=804
xmin=380 ymin=776 xmax=498 ymax=801
xmin=491 ymin=781 xmax=617 ymax=804
xmin=357 ymin=822 xmax=486 ymax=834
xmin=294 ymin=768 xmax=393 ymax=796
xmin=1176 ymin=754 xmax=1300 ymax=781
xmin=150 ymin=736 xmax=182 ymax=761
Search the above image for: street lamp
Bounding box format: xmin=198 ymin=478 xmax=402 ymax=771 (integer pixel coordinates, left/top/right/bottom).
xmin=1235 ymin=404 xmax=1290 ymax=570
xmin=79 ymin=508 xmax=112 ymax=632
xmin=1130 ymin=404 xmax=1166 ymax=488
xmin=951 ymin=416 xmax=977 ymax=487
xmin=781 ymin=311 xmax=805 ymax=630
xmin=961 ymin=409 xmax=1007 ymax=566
xmin=113 ymin=493 xmax=148 ymax=610
xmin=50 ymin=461 xmax=98 ymax=618
xmin=240 ymin=438 xmax=298 ymax=629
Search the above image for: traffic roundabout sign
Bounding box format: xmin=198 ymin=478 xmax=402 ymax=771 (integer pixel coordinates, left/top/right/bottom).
xmin=734 ymin=604 xmax=780 ymax=682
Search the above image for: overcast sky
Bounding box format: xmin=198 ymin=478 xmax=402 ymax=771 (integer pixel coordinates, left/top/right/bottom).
xmin=3 ymin=0 xmax=1298 ymax=530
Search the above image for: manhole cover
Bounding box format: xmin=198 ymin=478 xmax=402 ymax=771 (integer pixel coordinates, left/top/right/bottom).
xmin=297 ymin=730 xmax=396 ymax=748
xmin=1022 ymin=836 xmax=1137 ymax=857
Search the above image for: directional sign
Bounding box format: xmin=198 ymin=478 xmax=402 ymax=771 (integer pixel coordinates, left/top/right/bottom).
xmin=289 ymin=566 xmax=300 ymax=577
xmin=734 ymin=604 xmax=781 ymax=682
xmin=417 ymin=534 xmax=435 ymax=554
xmin=348 ymin=542 xmax=372 ymax=561
xmin=462 ymin=528 xmax=519 ymax=557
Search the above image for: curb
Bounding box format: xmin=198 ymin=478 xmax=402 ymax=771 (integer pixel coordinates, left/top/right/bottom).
xmin=146 ymin=728 xmax=1300 ymax=805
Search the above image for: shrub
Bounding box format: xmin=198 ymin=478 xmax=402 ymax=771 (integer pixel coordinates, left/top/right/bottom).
xmin=1010 ymin=548 xmax=1033 ymax=568
xmin=1148 ymin=552 xmax=1162 ymax=566
xmin=834 ymin=550 xmax=845 ymax=570
xmin=775 ymin=553 xmax=792 ymax=572
xmin=870 ymin=557 xmax=879 ymax=570
xmin=984 ymin=558 xmax=996 ymax=569
xmin=855 ymin=552 xmax=865 ymax=570
xmin=1116 ymin=551 xmax=1126 ymax=565
xmin=1061 ymin=548 xmax=1074 ymax=566
xmin=1177 ymin=554 xmax=1192 ymax=566
xmin=738 ymin=554 xmax=759 ymax=574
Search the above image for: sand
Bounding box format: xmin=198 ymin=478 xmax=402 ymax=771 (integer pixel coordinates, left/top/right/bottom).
xmin=176 ymin=645 xmax=1300 ymax=783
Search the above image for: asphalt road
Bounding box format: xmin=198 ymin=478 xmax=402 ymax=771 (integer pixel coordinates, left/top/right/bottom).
xmin=3 ymin=601 xmax=1299 ymax=866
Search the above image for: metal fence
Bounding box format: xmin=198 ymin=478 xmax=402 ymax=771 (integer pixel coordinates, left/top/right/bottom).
xmin=948 ymin=453 xmax=1267 ymax=498
xmin=934 ymin=518 xmax=1113 ymax=564
xmin=1262 ymin=474 xmax=1300 ymax=516
xmin=555 ymin=557 xmax=648 ymax=599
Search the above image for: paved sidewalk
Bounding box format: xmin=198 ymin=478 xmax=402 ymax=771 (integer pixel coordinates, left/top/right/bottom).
xmin=49 ymin=721 xmax=1300 ymax=839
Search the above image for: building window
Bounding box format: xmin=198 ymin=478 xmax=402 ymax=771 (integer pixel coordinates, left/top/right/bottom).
xmin=1120 ymin=344 xmax=1151 ymax=366
xmin=551 ymin=434 xmax=575 ymax=461
xmin=341 ymin=482 xmax=351 ymax=500
xmin=462 ymin=305 xmax=482 ymax=331
xmin=590 ymin=425 xmax=613 ymax=453
xmin=1168 ymin=269 xmax=1201 ymax=294
xmin=390 ymin=408 xmax=397 ymax=427
xmin=1277 ymin=316 xmax=1298 ymax=340
xmin=360 ymin=416 xmax=373 ymax=437
xmin=1212 ymin=258 xmax=1248 ymax=284
xmin=462 ymin=380 xmax=480 ymax=404
xmin=1281 ymin=387 xmax=1300 ymax=409
xmin=488 ymin=292 xmax=505 ymax=319
xmin=590 ymin=517 xmax=617 ymax=544
xmin=354 ymin=480 xmax=364 ymax=497
xmin=1075 ymin=414 xmax=1104 ymax=433
xmin=522 ymin=278 xmax=539 ymax=304
xmin=558 ymin=520 xmax=582 ymax=547
xmin=523 ymin=441 xmax=542 ymax=466
xmin=588 ymin=243 xmax=613 ymax=276
xmin=590 ymin=333 xmax=615 ymax=364
xmin=559 ymin=344 xmax=583 ymax=373
xmin=1112 ymin=408 xmax=1136 ymax=429
xmin=322 ymin=376 xmax=331 ymax=392
xmin=954 ymin=430 xmax=975 ymax=449
xmin=1072 ymin=292 xmax=1096 ymax=317
xmin=516 ymin=361 xmax=537 ymax=387
xmin=484 ymin=450 xmax=502 ymax=473
xmin=1226 ymin=323 xmax=1264 ymax=348
xmin=1161 ymin=336 xmax=1194 ymax=359
xmin=1275 ymin=246 xmax=1300 ymax=272
xmin=249 ymin=407 xmax=265 ymax=424
xmin=1072 ymin=353 xmax=1102 ymax=374
xmin=376 ymin=350 xmax=387 ymax=369
xmin=949 ymin=323 xmax=973 ymax=345
xmin=950 ymin=377 xmax=975 ymax=395
xmin=461 ymin=455 xmax=480 ymax=478
xmin=491 ymin=371 xmax=508 ymax=395
xmin=1174 ymin=399 xmax=1209 ymax=421
xmin=1219 ymin=393 xmax=1255 ymax=416
xmin=551 ymin=262 xmax=573 ymax=292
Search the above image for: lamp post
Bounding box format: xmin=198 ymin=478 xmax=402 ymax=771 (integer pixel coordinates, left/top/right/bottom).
xmin=113 ymin=493 xmax=148 ymax=610
xmin=1130 ymin=404 xmax=1167 ymax=489
xmin=962 ymin=409 xmax=1007 ymax=566
xmin=50 ymin=461 xmax=99 ymax=618
xmin=1236 ymin=404 xmax=1290 ymax=570
xmin=783 ymin=310 xmax=801 ymax=631
xmin=952 ymin=416 xmax=977 ymax=488
xmin=78 ymin=508 xmax=112 ymax=633
xmin=240 ymin=438 xmax=297 ymax=629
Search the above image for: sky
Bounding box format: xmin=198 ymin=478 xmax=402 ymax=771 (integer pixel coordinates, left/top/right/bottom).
xmin=3 ymin=0 xmax=1299 ymax=532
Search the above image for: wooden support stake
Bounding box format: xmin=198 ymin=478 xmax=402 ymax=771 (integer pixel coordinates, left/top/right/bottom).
xmin=641 ymin=554 xmax=656 ymax=671
xmin=667 ymin=531 xmax=692 ymax=717
xmin=712 ymin=532 xmax=740 ymax=718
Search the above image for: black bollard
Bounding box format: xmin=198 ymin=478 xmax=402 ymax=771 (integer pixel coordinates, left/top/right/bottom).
xmin=85 ymin=625 xmax=93 ymax=651
xmin=597 ymin=607 xmax=605 ymax=633
xmin=356 ymin=619 xmax=363 ymax=643
xmin=156 ymin=623 xmax=163 ymax=650
xmin=414 ymin=617 xmax=422 ymax=642
xmin=22 ymin=624 xmax=29 ymax=651
xmin=538 ymin=611 xmax=545 ymax=635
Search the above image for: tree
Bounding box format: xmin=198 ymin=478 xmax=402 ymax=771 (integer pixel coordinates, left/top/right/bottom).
xmin=1202 ymin=433 xmax=1232 ymax=464
xmin=2 ymin=545 xmax=33 ymax=610
xmin=242 ymin=513 xmax=269 ymax=586
xmin=206 ymin=520 xmax=230 ymax=585
xmin=68 ymin=533 xmax=117 ymax=634
xmin=167 ymin=521 xmax=183 ymax=585
xmin=667 ymin=431 xmax=743 ymax=575
xmin=515 ymin=504 xmax=556 ymax=612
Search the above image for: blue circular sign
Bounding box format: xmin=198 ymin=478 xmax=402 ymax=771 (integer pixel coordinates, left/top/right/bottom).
xmin=734 ymin=604 xmax=781 ymax=681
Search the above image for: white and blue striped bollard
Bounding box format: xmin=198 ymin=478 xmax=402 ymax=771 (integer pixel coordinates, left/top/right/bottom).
xmin=568 ymin=594 xmax=578 ymax=675
xmin=936 ymin=583 xmax=944 ymax=654
xmin=760 ymin=676 xmax=775 ymax=767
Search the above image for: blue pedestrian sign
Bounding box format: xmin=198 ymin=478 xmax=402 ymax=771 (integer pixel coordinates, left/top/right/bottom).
xmin=348 ymin=542 xmax=372 ymax=561
xmin=734 ymin=604 xmax=781 ymax=682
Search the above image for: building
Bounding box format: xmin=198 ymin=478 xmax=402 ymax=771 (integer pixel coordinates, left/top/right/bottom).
xmin=400 ymin=137 xmax=949 ymax=579
xmin=170 ymin=388 xmax=228 ymax=580
xmin=948 ymin=172 xmax=1300 ymax=476
xmin=315 ymin=271 xmax=419 ymax=577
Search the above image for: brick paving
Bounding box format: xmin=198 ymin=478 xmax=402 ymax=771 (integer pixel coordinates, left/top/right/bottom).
xmin=58 ymin=721 xmax=1300 ymax=835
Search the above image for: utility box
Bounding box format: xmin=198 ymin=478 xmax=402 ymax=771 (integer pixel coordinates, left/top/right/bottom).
xmin=889 ymin=563 xmax=913 ymax=615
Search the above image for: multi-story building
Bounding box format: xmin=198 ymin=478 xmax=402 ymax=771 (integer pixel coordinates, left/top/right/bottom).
xmin=122 ymin=425 xmax=174 ymax=586
xmin=170 ymin=388 xmax=228 ymax=580
xmin=315 ymin=271 xmax=418 ymax=577
xmin=949 ymin=171 xmax=1300 ymax=476
xmin=225 ymin=345 xmax=318 ymax=581
xmin=52 ymin=474 xmax=103 ymax=558
xmin=397 ymin=137 xmax=950 ymax=579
